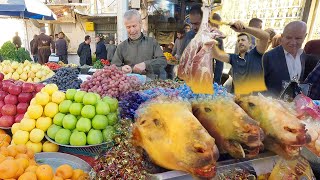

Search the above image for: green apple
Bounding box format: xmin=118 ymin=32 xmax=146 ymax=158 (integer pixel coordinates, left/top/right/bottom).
xmin=63 ymin=114 xmax=78 ymax=130
xmin=102 ymin=96 xmax=118 ymax=112
xmin=59 ymin=100 xmax=73 ymax=113
xmin=76 ymin=117 xmax=91 ymax=133
xmin=107 ymin=113 xmax=118 ymax=126
xmin=95 ymin=101 xmax=110 ymax=115
xmin=70 ymin=131 xmax=87 ymax=146
xmin=92 ymin=115 xmax=108 ymax=130
xmin=53 ymin=113 xmax=65 ymax=126
xmin=103 ymin=126 xmax=116 ymax=142
xmin=74 ymin=91 xmax=87 ymax=103
xmin=47 ymin=124 xmax=62 ymax=139
xmin=83 ymin=92 xmax=97 ymax=105
xmin=66 ymin=89 xmax=77 ymax=100
xmin=81 ymin=105 xmax=96 ymax=119
xmin=55 ymin=129 xmax=71 ymax=145
xmin=95 ymin=94 xmax=101 ymax=101
xmin=69 ymin=103 xmax=83 ymax=116
xmin=87 ymin=129 xmax=103 ymax=145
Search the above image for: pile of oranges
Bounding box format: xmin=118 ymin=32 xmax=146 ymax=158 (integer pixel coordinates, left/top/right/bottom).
xmin=0 ymin=130 xmax=89 ymax=180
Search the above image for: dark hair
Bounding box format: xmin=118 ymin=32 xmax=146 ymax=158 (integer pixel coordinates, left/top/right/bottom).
xmin=211 ymin=13 xmax=221 ymax=21
xmin=177 ymin=29 xmax=185 ymax=34
xmin=184 ymin=24 xmax=191 ymax=28
xmin=237 ymin=33 xmax=251 ymax=42
xmin=190 ymin=4 xmax=203 ymax=18
xmin=85 ymin=35 xmax=90 ymax=41
xmin=249 ymin=18 xmax=262 ymax=28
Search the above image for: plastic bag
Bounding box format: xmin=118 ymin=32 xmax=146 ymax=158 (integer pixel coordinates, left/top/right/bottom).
xmin=294 ymin=94 xmax=320 ymax=120
xmin=269 ymin=156 xmax=315 ymax=180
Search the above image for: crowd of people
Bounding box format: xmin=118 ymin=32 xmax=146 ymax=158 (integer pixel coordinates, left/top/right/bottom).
xmin=18 ymin=4 xmax=320 ymax=100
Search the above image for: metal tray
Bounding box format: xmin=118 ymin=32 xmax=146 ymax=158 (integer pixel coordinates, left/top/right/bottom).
xmin=35 ymin=152 xmax=92 ymax=172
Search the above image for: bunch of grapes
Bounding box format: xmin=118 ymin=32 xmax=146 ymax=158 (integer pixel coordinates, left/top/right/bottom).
xmin=44 ymin=67 xmax=82 ymax=91
xmin=81 ymin=65 xmax=140 ymax=98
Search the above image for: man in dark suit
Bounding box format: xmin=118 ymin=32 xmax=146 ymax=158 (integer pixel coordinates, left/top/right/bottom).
xmin=263 ymin=21 xmax=319 ymax=97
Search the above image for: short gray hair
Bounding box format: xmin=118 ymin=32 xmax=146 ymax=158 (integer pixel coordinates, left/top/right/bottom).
xmin=40 ymin=27 xmax=46 ymax=33
xmin=124 ymin=9 xmax=141 ymax=22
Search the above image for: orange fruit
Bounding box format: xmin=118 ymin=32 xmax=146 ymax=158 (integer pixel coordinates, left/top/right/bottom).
xmin=15 ymin=153 xmax=30 ymax=160
xmin=0 ymin=129 xmax=6 ymax=134
xmin=36 ymin=164 xmax=54 ymax=180
xmin=16 ymin=144 xmax=27 ymax=154
xmin=6 ymin=156 xmax=14 ymax=160
xmin=14 ymin=164 xmax=25 ymax=179
xmin=0 ymin=140 xmax=9 ymax=147
xmin=16 ymin=158 xmax=29 ymax=169
xmin=18 ymin=172 xmax=37 ymax=180
xmin=26 ymin=148 xmax=35 ymax=159
xmin=0 ymin=147 xmax=9 ymax=156
xmin=7 ymin=145 xmax=17 ymax=157
xmin=0 ymin=154 xmax=6 ymax=163
xmin=52 ymin=176 xmax=64 ymax=180
xmin=55 ymin=164 xmax=73 ymax=179
xmin=25 ymin=165 xmax=38 ymax=173
xmin=0 ymin=159 xmax=19 ymax=179
xmin=0 ymin=134 xmax=11 ymax=143
xmin=29 ymin=159 xmax=37 ymax=166
xmin=72 ymin=169 xmax=84 ymax=180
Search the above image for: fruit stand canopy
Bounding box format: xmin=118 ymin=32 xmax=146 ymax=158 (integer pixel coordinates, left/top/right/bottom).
xmin=0 ymin=0 xmax=57 ymax=20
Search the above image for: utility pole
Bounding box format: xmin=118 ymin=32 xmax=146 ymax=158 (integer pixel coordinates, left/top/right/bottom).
xmin=140 ymin=0 xmax=148 ymax=35
xmin=117 ymin=0 xmax=129 ymax=44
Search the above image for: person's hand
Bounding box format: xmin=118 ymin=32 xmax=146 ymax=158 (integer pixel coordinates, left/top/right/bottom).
xmin=203 ymin=39 xmax=218 ymax=52
xmin=230 ymin=21 xmax=246 ymax=32
xmin=133 ymin=62 xmax=146 ymax=74
xmin=122 ymin=65 xmax=132 ymax=73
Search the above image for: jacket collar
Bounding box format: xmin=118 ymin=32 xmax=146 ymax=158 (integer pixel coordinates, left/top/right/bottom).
xmin=128 ymin=33 xmax=145 ymax=42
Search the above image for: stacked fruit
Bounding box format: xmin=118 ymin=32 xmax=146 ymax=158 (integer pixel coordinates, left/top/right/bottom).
xmin=45 ymin=62 xmax=62 ymax=70
xmin=58 ymin=61 xmax=78 ymax=68
xmin=101 ymin=59 xmax=110 ymax=66
xmin=0 ymin=60 xmax=54 ymax=82
xmin=43 ymin=68 xmax=82 ymax=91
xmin=80 ymin=65 xmax=140 ymax=98
xmin=164 ymin=52 xmax=176 ymax=61
xmin=0 ymin=144 xmax=88 ymax=179
xmin=46 ymin=89 xmax=118 ymax=146
xmin=11 ymin=84 xmax=61 ymax=153
xmin=0 ymin=74 xmax=45 ymax=128
xmin=93 ymin=60 xmax=104 ymax=69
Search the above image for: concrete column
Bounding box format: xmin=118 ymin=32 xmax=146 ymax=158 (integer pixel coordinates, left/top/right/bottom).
xmin=117 ymin=0 xmax=129 ymax=44
xmin=141 ymin=0 xmax=148 ymax=35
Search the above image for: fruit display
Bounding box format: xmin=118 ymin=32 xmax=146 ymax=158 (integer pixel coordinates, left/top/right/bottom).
xmin=11 ymin=84 xmax=62 ymax=153
xmin=136 ymin=79 xmax=183 ymax=91
xmin=0 ymin=144 xmax=88 ymax=179
xmin=93 ymin=60 xmax=104 ymax=69
xmin=43 ymin=68 xmax=82 ymax=91
xmin=163 ymin=52 xmax=176 ymax=61
xmin=45 ymin=88 xmax=119 ymax=146
xmin=58 ymin=61 xmax=78 ymax=68
xmin=0 ymin=60 xmax=54 ymax=82
xmin=80 ymin=65 xmax=140 ymax=98
xmin=0 ymin=129 xmax=11 ymax=147
xmin=0 ymin=75 xmax=45 ymax=128
xmin=45 ymin=62 xmax=62 ymax=70
xmin=101 ymin=59 xmax=110 ymax=66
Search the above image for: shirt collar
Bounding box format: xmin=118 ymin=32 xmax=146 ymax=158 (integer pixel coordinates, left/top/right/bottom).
xmin=128 ymin=33 xmax=145 ymax=42
xmin=283 ymin=48 xmax=303 ymax=58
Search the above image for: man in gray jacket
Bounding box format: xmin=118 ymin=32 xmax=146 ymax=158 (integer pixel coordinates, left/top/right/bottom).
xmin=112 ymin=9 xmax=167 ymax=79
xmin=106 ymin=40 xmax=117 ymax=61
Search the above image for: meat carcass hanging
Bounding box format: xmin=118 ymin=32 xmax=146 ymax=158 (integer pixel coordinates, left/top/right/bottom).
xmin=178 ymin=1 xmax=223 ymax=94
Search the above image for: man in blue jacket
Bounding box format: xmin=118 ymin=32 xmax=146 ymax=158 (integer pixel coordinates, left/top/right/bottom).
xmin=95 ymin=36 xmax=107 ymax=60
xmin=263 ymin=21 xmax=319 ymax=97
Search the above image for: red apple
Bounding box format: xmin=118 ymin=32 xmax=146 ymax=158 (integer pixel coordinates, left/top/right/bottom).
xmin=8 ymin=84 xmax=22 ymax=95
xmin=0 ymin=82 xmax=2 ymax=90
xmin=0 ymin=73 xmax=4 ymax=81
xmin=35 ymin=83 xmax=45 ymax=92
xmin=17 ymin=103 xmax=29 ymax=114
xmin=0 ymin=101 xmax=4 ymax=110
xmin=18 ymin=92 xmax=33 ymax=103
xmin=1 ymin=104 xmax=16 ymax=116
xmin=15 ymin=114 xmax=24 ymax=123
xmin=22 ymin=83 xmax=35 ymax=93
xmin=4 ymin=94 xmax=18 ymax=105
xmin=0 ymin=115 xmax=15 ymax=127
xmin=2 ymin=81 xmax=12 ymax=92
xmin=0 ymin=91 xmax=7 ymax=101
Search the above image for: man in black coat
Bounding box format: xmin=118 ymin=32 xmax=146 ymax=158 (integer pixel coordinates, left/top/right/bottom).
xmin=95 ymin=36 xmax=107 ymax=60
xmin=55 ymin=32 xmax=68 ymax=64
xmin=77 ymin=35 xmax=92 ymax=66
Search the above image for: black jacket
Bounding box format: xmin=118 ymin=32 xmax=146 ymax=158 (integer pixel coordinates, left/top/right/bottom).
xmin=55 ymin=38 xmax=68 ymax=56
xmin=96 ymin=40 xmax=107 ymax=60
xmin=77 ymin=42 xmax=92 ymax=66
